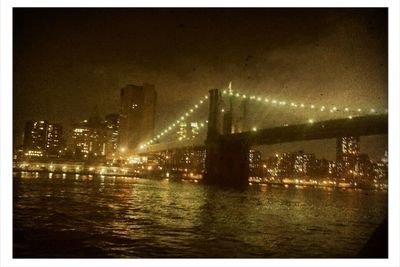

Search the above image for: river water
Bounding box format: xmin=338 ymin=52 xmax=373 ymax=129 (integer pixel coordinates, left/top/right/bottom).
xmin=13 ymin=171 xmax=387 ymax=258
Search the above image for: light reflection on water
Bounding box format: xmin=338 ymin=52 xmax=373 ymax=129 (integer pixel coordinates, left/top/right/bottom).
xmin=13 ymin=171 xmax=387 ymax=258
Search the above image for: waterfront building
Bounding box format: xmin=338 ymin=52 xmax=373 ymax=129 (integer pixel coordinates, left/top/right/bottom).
xmin=23 ymin=120 xmax=63 ymax=158
xmin=72 ymin=115 xmax=107 ymax=159
xmin=105 ymin=113 xmax=119 ymax=155
xmin=336 ymin=136 xmax=360 ymax=178
xmin=119 ymin=84 xmax=157 ymax=153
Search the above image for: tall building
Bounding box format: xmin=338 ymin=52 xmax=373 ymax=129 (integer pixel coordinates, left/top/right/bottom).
xmin=177 ymin=121 xmax=200 ymax=141
xmin=105 ymin=113 xmax=119 ymax=155
xmin=336 ymin=136 xmax=360 ymax=177
xmin=72 ymin=116 xmax=107 ymax=159
xmin=119 ymin=84 xmax=156 ymax=153
xmin=46 ymin=123 xmax=63 ymax=156
xmin=23 ymin=120 xmax=63 ymax=157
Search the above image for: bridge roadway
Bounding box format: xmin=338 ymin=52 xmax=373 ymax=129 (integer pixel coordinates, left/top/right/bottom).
xmin=141 ymin=114 xmax=387 ymax=153
xmin=225 ymin=114 xmax=388 ymax=146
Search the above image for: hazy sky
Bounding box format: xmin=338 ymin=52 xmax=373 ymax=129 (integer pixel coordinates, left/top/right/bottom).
xmin=13 ymin=8 xmax=388 ymax=160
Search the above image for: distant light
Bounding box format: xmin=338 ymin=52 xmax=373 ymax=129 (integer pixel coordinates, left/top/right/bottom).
xmin=221 ymin=109 xmax=225 ymax=113
xmin=308 ymin=119 xmax=314 ymax=124
xmin=257 ymin=97 xmax=262 ymax=101
xmin=344 ymin=107 xmax=349 ymax=112
xmin=348 ymin=116 xmax=353 ymax=119
xmin=272 ymin=99 xmax=277 ymax=104
xmin=120 ymin=147 xmax=126 ymax=153
xmin=252 ymin=127 xmax=257 ymax=132
xmin=242 ymin=94 xmax=247 ymax=98
xmin=300 ymin=104 xmax=305 ymax=108
xmin=370 ymin=108 xmax=376 ymax=113
xmin=357 ymin=108 xmax=362 ymax=112
xmin=264 ymin=98 xmax=269 ymax=102
xmin=310 ymin=105 xmax=315 ymax=109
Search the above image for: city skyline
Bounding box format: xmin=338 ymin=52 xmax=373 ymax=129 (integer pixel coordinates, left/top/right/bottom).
xmin=13 ymin=8 xmax=387 ymax=160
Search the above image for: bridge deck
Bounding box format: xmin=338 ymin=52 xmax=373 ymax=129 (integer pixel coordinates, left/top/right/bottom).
xmin=142 ymin=114 xmax=387 ymax=153
xmin=226 ymin=114 xmax=388 ymax=146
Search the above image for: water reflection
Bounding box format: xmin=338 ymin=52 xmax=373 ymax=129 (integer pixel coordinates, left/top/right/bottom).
xmin=13 ymin=171 xmax=387 ymax=258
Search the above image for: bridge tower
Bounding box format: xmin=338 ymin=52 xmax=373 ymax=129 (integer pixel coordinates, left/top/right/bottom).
xmin=204 ymin=88 xmax=250 ymax=188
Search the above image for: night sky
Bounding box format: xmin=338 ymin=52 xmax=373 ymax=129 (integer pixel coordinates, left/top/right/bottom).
xmin=13 ymin=8 xmax=388 ymax=160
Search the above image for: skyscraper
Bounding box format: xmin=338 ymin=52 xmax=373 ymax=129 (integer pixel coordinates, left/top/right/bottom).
xmin=105 ymin=113 xmax=119 ymax=156
xmin=119 ymin=84 xmax=156 ymax=153
xmin=23 ymin=120 xmax=63 ymax=157
xmin=336 ymin=136 xmax=360 ymax=178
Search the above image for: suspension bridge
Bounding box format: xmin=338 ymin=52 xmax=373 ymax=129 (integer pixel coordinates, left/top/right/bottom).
xmin=137 ymin=85 xmax=388 ymax=187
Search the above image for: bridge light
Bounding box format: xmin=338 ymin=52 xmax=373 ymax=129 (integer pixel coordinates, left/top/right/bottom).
xmin=190 ymin=109 xmax=193 ymax=113
xmin=281 ymin=101 xmax=286 ymax=105
xmin=320 ymin=106 xmax=326 ymax=111
xmin=370 ymin=108 xmax=376 ymax=113
xmin=168 ymin=126 xmax=172 ymax=130
xmin=332 ymin=106 xmax=337 ymax=111
xmin=200 ymin=100 xmax=203 ymax=104
xmin=272 ymin=99 xmax=277 ymax=104
xmin=206 ymin=120 xmax=208 ymax=123
xmin=344 ymin=107 xmax=349 ymax=112
xmin=205 ymin=95 xmax=208 ymax=99
xmin=252 ymin=127 xmax=257 ymax=131
xmin=181 ymin=116 xmax=185 ymax=120
xmin=120 ymin=147 xmax=126 ymax=153
xmin=308 ymin=119 xmax=314 ymax=124
xmin=357 ymin=108 xmax=362 ymax=112
xmin=264 ymin=98 xmax=269 ymax=102
xmin=160 ymin=133 xmax=164 ymax=136
xmin=257 ymin=97 xmax=262 ymax=101
xmin=242 ymin=94 xmax=247 ymax=98
xmin=223 ymin=90 xmax=227 ymax=94
xmin=348 ymin=116 xmax=353 ymax=119
xmin=310 ymin=104 xmax=315 ymax=109
xmin=177 ymin=120 xmax=180 ymax=123
xmin=185 ymin=113 xmax=189 ymax=116
xmin=235 ymin=93 xmax=240 ymax=97
xmin=157 ymin=135 xmax=160 ymax=138
xmin=200 ymin=123 xmax=205 ymax=127
xmin=194 ymin=105 xmax=198 ymax=108
xmin=300 ymin=103 xmax=305 ymax=108
xmin=221 ymin=109 xmax=225 ymax=113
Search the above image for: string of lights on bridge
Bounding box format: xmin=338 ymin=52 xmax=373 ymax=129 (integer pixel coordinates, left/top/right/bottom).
xmin=221 ymin=88 xmax=387 ymax=121
xmin=139 ymin=86 xmax=387 ymax=150
xmin=139 ymin=95 xmax=210 ymax=150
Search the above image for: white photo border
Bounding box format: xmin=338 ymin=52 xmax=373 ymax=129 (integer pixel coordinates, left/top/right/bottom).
xmin=1 ymin=1 xmax=399 ymax=267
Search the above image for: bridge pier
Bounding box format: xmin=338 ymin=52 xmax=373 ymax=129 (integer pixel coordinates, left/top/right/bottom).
xmin=204 ymin=88 xmax=250 ymax=188
xmin=204 ymin=137 xmax=249 ymax=187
